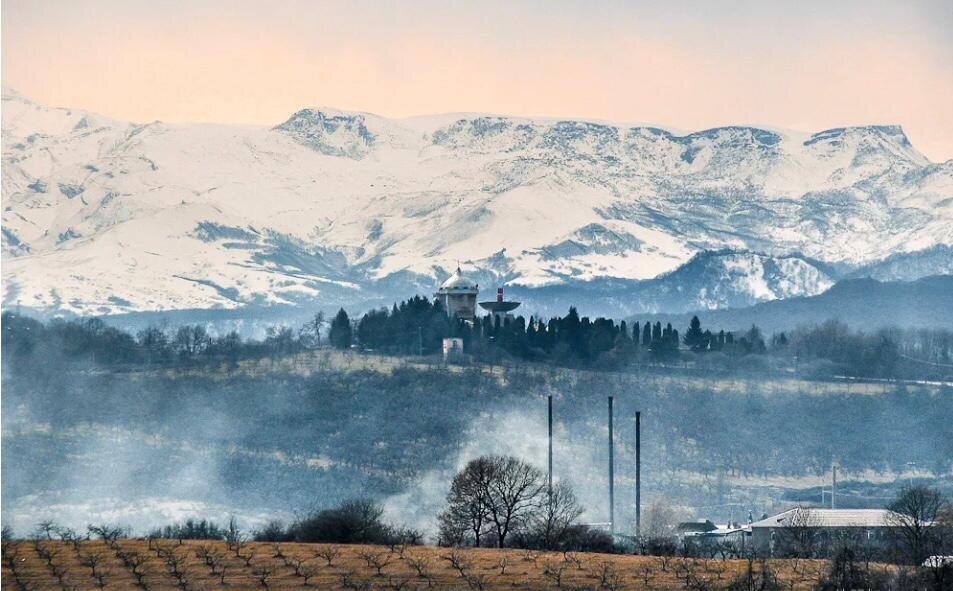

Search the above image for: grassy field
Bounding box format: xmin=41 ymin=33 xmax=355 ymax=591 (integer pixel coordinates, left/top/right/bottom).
xmin=105 ymin=347 xmax=942 ymax=398
xmin=1 ymin=539 xmax=837 ymax=590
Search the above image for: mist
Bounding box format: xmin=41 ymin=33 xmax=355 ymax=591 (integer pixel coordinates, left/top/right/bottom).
xmin=4 ymin=342 xmax=953 ymax=540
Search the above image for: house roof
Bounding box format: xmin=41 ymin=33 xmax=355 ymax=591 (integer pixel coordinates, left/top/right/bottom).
xmin=678 ymin=520 xmax=718 ymax=533
xmin=698 ymin=526 xmax=750 ymax=537
xmin=750 ymin=508 xmax=894 ymax=528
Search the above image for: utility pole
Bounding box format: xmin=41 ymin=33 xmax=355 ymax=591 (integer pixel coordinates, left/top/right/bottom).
xmin=608 ymin=396 xmax=615 ymax=539
xmin=548 ymin=395 xmax=553 ymax=500
xmin=636 ymin=410 xmax=642 ymax=538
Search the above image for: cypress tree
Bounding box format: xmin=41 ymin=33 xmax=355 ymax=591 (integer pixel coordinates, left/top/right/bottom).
xmin=329 ymin=308 xmax=352 ymax=349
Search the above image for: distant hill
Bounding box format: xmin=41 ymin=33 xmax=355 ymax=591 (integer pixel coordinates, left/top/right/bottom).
xmin=629 ymin=275 xmax=953 ymax=334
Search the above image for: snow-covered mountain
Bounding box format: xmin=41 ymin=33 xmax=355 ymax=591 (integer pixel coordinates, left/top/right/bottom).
xmin=2 ymin=88 xmax=951 ymax=316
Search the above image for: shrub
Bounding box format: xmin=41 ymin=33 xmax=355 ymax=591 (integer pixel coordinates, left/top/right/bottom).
xmin=287 ymin=498 xmax=400 ymax=544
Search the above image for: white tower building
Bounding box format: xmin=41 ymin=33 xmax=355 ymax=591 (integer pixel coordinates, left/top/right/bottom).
xmin=434 ymin=267 xmax=479 ymax=322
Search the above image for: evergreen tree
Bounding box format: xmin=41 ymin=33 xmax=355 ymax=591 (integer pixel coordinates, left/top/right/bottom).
xmin=745 ymin=325 xmax=766 ymax=354
xmin=329 ymin=308 xmax=352 ymax=349
xmin=683 ymin=315 xmax=708 ymax=352
xmin=713 ymin=330 xmax=726 ymax=351
xmin=642 ymin=322 xmax=652 ymax=347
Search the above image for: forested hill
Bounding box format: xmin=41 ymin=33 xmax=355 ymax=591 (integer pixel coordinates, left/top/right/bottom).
xmin=4 ymin=287 xmax=953 ymax=382
xmin=3 ymin=322 xmax=952 ymax=536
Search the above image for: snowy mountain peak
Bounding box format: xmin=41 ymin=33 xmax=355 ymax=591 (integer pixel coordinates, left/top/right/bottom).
xmin=2 ymin=91 xmax=951 ymax=316
xmin=803 ymin=125 xmax=926 ymax=167
xmin=273 ymin=107 xmax=378 ymax=158
xmin=805 ymin=124 xmax=909 ymax=146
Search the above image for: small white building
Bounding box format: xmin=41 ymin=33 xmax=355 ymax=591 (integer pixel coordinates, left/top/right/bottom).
xmin=442 ymin=337 xmax=464 ymax=361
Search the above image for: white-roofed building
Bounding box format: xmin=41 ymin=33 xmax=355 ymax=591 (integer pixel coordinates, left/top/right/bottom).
xmin=750 ymin=508 xmax=901 ymax=556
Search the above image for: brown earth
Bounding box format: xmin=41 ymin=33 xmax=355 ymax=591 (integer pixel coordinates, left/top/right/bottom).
xmin=1 ymin=539 xmax=840 ymax=590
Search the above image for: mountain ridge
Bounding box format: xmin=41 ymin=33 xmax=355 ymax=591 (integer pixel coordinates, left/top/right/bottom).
xmin=2 ymin=88 xmax=951 ymax=316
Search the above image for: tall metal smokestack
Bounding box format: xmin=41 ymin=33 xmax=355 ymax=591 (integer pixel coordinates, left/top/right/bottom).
xmin=548 ymin=395 xmax=553 ymax=499
xmin=636 ymin=410 xmax=642 ymax=538
xmin=831 ymin=463 xmax=837 ymax=509
xmin=608 ymin=396 xmax=615 ymax=538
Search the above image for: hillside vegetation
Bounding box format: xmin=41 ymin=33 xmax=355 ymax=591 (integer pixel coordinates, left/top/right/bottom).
xmin=4 ymin=313 xmax=952 ymax=537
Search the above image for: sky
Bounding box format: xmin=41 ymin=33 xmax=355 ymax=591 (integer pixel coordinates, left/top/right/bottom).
xmin=3 ymin=0 xmax=953 ymax=161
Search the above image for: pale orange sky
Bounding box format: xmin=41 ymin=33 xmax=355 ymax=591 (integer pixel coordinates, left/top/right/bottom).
xmin=3 ymin=0 xmax=953 ymax=161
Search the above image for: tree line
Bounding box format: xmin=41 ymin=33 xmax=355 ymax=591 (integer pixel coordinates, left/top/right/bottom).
xmin=4 ymin=299 xmax=951 ymax=379
xmin=339 ymin=298 xmax=945 ymax=378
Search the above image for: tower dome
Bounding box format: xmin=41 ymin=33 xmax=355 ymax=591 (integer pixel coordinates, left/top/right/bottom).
xmin=439 ymin=267 xmax=479 ymax=292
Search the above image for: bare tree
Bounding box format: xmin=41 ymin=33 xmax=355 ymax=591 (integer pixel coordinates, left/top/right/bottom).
xmin=439 ymin=455 xmax=546 ymax=548
xmin=438 ymin=457 xmax=495 ymax=546
xmin=216 ymin=562 xmax=229 ymax=585
xmin=497 ymin=555 xmax=509 ymax=575
xmin=240 ymin=549 xmax=257 ymax=567
xmin=80 ymin=553 xmax=105 ymax=578
xmin=166 ymin=550 xmax=187 ymax=580
xmin=357 ymin=549 xmax=392 ymax=576
xmin=253 ymin=565 xmax=273 ymax=589
xmin=776 ymin=506 xmax=822 ymax=558
xmin=339 ymin=568 xmax=360 ymax=589
xmin=885 ymin=485 xmax=947 ymax=564
xmin=126 ymin=552 xmax=149 ymax=585
xmin=485 ymin=456 xmax=547 ymax=547
xmin=195 ymin=544 xmax=214 ymax=567
xmin=521 ymin=548 xmax=542 ymax=566
xmin=300 ymin=312 xmax=325 ymax=349
xmin=314 ymin=545 xmax=340 ymax=566
xmin=441 ymin=548 xmax=474 ymax=578
xmin=542 ymin=561 xmax=568 ymax=588
xmin=225 ymin=516 xmax=243 ymax=545
xmin=57 ymin=527 xmax=81 ymax=553
xmin=35 ymin=520 xmax=58 ymax=540
xmin=298 ymin=563 xmax=318 ymax=585
xmin=87 ymin=524 xmax=125 ymax=545
xmin=35 ymin=542 xmax=60 ymax=566
xmin=462 ymin=571 xmax=489 ymax=591
xmin=562 ymin=551 xmax=583 ymax=569
xmin=407 ymin=554 xmax=433 ymax=579
xmin=642 ymin=500 xmax=682 ymax=539
xmin=531 ymin=482 xmax=585 ymax=550
xmin=595 ymin=561 xmax=624 ymax=590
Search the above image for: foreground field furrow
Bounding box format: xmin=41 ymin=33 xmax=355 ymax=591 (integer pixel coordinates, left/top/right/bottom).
xmin=1 ymin=540 xmax=834 ymax=590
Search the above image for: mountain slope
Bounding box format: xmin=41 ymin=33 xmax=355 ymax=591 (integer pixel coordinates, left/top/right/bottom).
xmin=631 ymin=275 xmax=953 ymax=335
xmin=849 ymin=244 xmax=953 ymax=282
xmin=2 ymin=88 xmax=951 ymax=315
